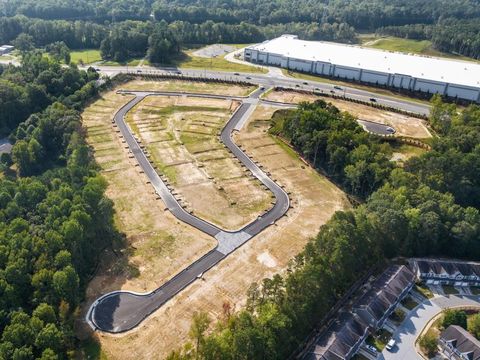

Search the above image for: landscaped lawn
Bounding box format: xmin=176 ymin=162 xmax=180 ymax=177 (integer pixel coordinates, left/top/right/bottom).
xmin=389 ymin=308 xmax=406 ymax=324
xmin=443 ymin=285 xmax=459 ymax=295
xmin=360 ymin=36 xmax=479 ymax=62
xmin=415 ymin=283 xmax=434 ymax=299
xmin=366 ymin=328 xmax=392 ymax=351
xmin=401 ymin=296 xmax=419 ymax=310
xmin=101 ymin=58 xmax=149 ymax=66
xmin=70 ymin=49 xmax=102 ymax=64
xmin=365 ymin=335 xmax=383 ymax=352
xmin=169 ymin=50 xmax=267 ymax=73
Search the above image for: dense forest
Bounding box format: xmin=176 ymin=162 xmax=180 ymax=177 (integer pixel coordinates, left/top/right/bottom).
xmin=377 ymin=18 xmax=480 ymax=59
xmin=3 ymin=0 xmax=480 ymax=28
xmin=168 ymin=97 xmax=480 ymax=359
xmin=0 ymin=54 xmax=117 ymax=359
xmin=2 ymin=0 xmax=480 ymax=62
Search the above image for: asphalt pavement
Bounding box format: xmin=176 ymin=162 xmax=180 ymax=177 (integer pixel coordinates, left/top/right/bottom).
xmin=87 ymin=88 xmax=290 ymax=333
xmin=379 ymin=295 xmax=480 ymax=360
xmin=85 ymin=66 xmax=431 ymax=334
xmin=88 ymin=65 xmax=431 ymax=116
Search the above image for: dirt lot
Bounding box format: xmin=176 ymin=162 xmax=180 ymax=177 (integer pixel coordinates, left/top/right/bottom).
xmin=79 ymin=88 xmax=217 ymax=321
xmin=89 ymin=98 xmax=350 ymax=359
xmin=264 ymin=90 xmax=432 ymax=139
xmin=121 ymin=79 xmax=256 ymax=96
xmin=125 ymin=95 xmax=272 ymax=230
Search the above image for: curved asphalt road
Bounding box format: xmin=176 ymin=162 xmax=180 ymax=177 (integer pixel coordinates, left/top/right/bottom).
xmin=87 ymin=88 xmax=290 ymax=333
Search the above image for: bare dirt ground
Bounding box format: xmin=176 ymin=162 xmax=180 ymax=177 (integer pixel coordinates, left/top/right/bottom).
xmin=90 ymin=100 xmax=350 ymax=359
xmin=192 ymin=44 xmax=236 ymax=58
xmin=121 ymin=79 xmax=256 ymax=96
xmin=79 ymin=87 xmax=217 ymax=331
xmin=264 ymin=90 xmax=432 ymax=139
xmin=125 ymin=95 xmax=272 ymax=230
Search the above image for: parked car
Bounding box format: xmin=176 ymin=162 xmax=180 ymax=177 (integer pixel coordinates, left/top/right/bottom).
xmin=295 ymin=84 xmax=300 ymax=87
xmin=386 ymin=339 xmax=396 ymax=351
xmin=334 ymin=85 xmax=343 ymax=90
xmin=246 ymin=76 xmax=251 ymax=79
xmin=365 ymin=344 xmax=377 ymax=353
xmin=234 ymin=72 xmax=240 ymax=75
xmin=369 ymin=97 xmax=377 ymax=102
xmin=136 ymin=69 xmax=142 ymax=73
xmin=303 ymin=81 xmax=308 ymax=85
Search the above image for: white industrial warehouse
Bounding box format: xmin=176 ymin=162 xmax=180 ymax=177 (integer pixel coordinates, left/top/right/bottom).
xmin=244 ymin=35 xmax=480 ymax=103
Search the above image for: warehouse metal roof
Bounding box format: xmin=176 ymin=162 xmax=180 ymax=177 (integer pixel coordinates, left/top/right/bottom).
xmin=247 ymin=35 xmax=480 ymax=89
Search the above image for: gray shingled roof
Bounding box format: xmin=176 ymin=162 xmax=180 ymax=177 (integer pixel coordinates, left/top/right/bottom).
xmin=441 ymin=325 xmax=480 ymax=360
xmin=304 ymin=265 xmax=415 ymax=359
xmin=415 ymin=259 xmax=480 ymax=278
xmin=306 ymin=313 xmax=369 ymax=360
xmin=355 ymin=265 xmax=415 ymax=322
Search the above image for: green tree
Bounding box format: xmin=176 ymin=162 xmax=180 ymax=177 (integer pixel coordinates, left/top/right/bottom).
xmin=442 ymin=309 xmax=467 ymax=329
xmin=468 ymin=313 xmax=480 ymax=339
xmin=189 ymin=312 xmax=211 ymax=359
xmin=419 ymin=333 xmax=438 ymax=357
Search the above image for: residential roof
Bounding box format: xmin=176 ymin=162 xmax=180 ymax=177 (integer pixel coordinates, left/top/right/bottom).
xmin=306 ymin=313 xmax=369 ymax=360
xmin=247 ymin=35 xmax=480 ymax=89
xmin=413 ymin=259 xmax=480 ymax=277
xmin=441 ymin=325 xmax=480 ymax=360
xmin=354 ymin=265 xmax=415 ymax=322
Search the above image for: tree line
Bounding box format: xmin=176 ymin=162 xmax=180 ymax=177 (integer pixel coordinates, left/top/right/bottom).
xmin=0 ymin=51 xmax=98 ymax=136
xmin=0 ymin=53 xmax=117 ymax=359
xmin=168 ymin=97 xmax=480 ymax=359
xmin=6 ymin=0 xmax=480 ymax=27
xmin=377 ymin=18 xmax=480 ymax=59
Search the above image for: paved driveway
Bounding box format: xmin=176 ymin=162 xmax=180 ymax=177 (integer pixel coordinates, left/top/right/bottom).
xmin=379 ymin=295 xmax=480 ymax=360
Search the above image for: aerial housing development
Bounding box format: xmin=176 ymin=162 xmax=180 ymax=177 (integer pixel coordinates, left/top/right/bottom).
xmin=244 ymin=35 xmax=480 ymax=102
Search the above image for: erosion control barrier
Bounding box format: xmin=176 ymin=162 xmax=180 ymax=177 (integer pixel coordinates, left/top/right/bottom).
xmin=275 ymin=86 xmax=429 ymax=120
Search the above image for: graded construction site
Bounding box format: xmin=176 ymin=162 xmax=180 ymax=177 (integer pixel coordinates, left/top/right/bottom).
xmin=80 ymin=80 xmax=350 ymax=358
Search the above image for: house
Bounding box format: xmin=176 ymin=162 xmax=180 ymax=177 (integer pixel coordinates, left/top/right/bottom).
xmin=0 ymin=45 xmax=14 ymax=55
xmin=303 ymin=265 xmax=415 ymax=359
xmin=411 ymin=259 xmax=480 ymax=286
xmin=354 ymin=265 xmax=415 ymax=328
xmin=304 ymin=313 xmax=370 ymax=360
xmin=439 ymin=325 xmax=480 ymax=360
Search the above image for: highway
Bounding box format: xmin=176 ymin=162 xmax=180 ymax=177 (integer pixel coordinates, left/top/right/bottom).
xmin=90 ymin=65 xmax=431 ymax=116
xmin=86 ymin=88 xmax=290 ymax=333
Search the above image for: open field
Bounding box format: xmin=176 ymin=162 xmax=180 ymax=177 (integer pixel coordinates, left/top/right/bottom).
xmin=264 ymin=90 xmax=432 ymax=139
xmin=121 ymin=79 xmax=256 ymax=96
xmin=85 ymin=88 xmax=350 ymax=359
xmin=360 ymin=35 xmax=479 ymax=62
xmin=79 ymin=86 xmax=218 ymax=329
xmin=70 ymin=49 xmax=102 ymax=64
xmin=171 ymin=49 xmax=267 ymax=73
xmin=391 ymin=144 xmax=427 ymax=163
xmin=125 ymin=95 xmax=272 ymax=230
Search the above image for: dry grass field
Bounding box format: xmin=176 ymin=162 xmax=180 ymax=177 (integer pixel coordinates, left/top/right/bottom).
xmin=79 ymin=80 xmax=350 ymax=359
xmin=264 ymin=90 xmax=432 ymax=139
xmin=124 ymin=95 xmax=271 ymax=230
xmin=121 ymin=79 xmax=256 ymax=96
